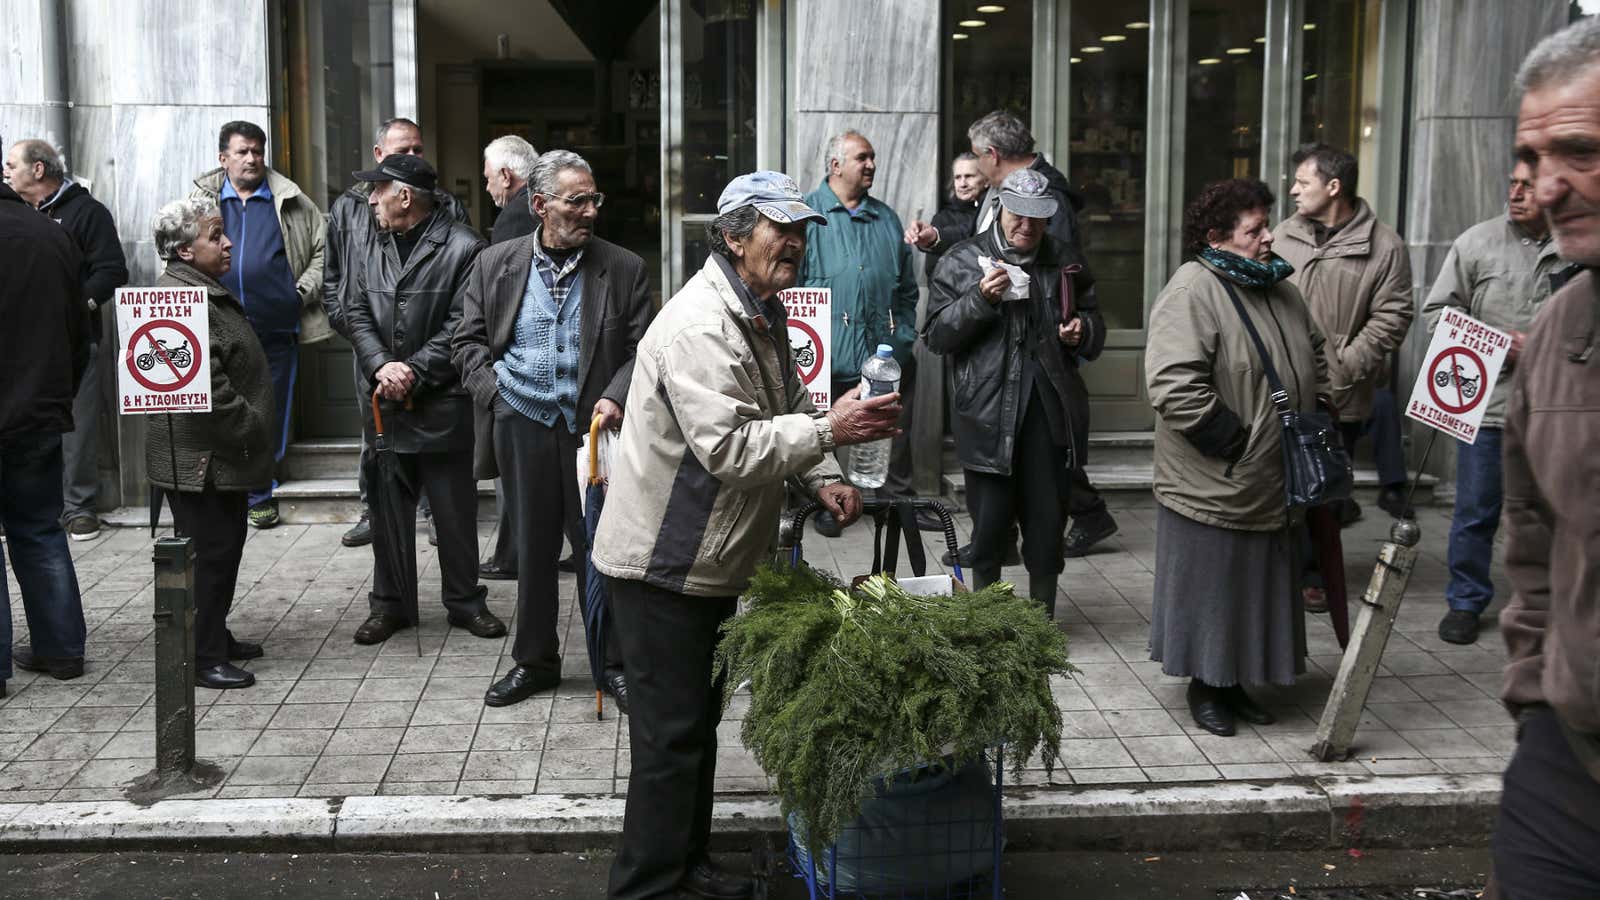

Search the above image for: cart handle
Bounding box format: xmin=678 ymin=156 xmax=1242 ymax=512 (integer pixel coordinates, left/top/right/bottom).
xmin=588 ymin=413 xmax=607 ymax=487
xmin=788 ymin=498 xmax=964 ymax=585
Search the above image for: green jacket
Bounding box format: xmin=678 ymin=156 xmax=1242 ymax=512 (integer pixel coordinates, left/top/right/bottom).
xmin=800 ymin=180 xmax=919 ymax=380
xmin=190 ymin=167 xmax=330 ymax=344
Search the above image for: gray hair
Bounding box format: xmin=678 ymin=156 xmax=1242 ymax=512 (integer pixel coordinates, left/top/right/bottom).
xmin=823 ymin=130 xmax=869 ymax=173
xmin=706 ymin=205 xmax=760 ymax=260
xmin=13 ymin=139 xmax=65 ymax=182
xmin=967 ymin=110 xmax=1035 ymax=159
xmin=484 ymin=135 xmax=539 ymax=181
xmin=373 ymin=117 xmax=420 ymax=148
xmin=1516 ymin=16 xmax=1600 ymax=94
xmin=153 ymin=198 xmax=221 ymax=260
xmin=529 ymin=149 xmax=592 ymax=197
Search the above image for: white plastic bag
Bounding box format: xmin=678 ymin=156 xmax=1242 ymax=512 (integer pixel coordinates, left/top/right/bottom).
xmin=577 ymin=426 xmax=619 ymax=515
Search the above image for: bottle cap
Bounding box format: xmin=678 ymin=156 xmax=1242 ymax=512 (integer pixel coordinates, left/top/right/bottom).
xmin=875 ymin=344 xmax=893 ymax=357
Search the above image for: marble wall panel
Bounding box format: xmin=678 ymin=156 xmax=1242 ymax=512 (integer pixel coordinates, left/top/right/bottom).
xmin=83 ymin=0 xmax=269 ymax=107
xmin=1406 ymin=116 xmax=1518 ymax=248
xmin=0 ymin=105 xmax=54 ymax=150
xmin=70 ymin=104 xmax=116 ymax=199
xmin=793 ymin=0 xmax=939 ymax=114
xmin=1410 ymin=0 xmax=1569 ymax=119
xmin=113 ymin=103 xmax=271 ymax=260
xmin=0 ymin=3 xmax=46 ymax=103
xmin=790 ymin=112 xmax=940 ymax=227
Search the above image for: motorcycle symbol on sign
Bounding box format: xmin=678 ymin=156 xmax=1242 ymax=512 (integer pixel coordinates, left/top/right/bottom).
xmin=793 ymin=337 xmax=816 ymax=371
xmin=1432 ymin=362 xmax=1480 ymax=400
xmin=135 ymin=338 xmax=193 ymax=372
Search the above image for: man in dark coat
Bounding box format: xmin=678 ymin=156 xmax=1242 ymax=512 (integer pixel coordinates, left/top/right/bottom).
xmin=343 ymin=154 xmax=504 ymax=646
xmin=904 ymin=151 xmax=988 ymax=279
xmin=923 ymin=169 xmax=1105 ymax=617
xmin=4 ymin=138 xmax=129 ymax=541
xmin=966 ymin=109 xmax=1119 ymax=559
xmin=0 ymin=175 xmax=89 ymax=691
xmin=477 ymin=133 xmax=541 ymax=583
xmin=324 ymin=117 xmax=470 ymax=550
xmin=453 ymin=149 xmax=654 ymax=709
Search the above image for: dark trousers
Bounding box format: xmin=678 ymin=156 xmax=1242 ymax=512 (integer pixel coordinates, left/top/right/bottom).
xmin=831 ymin=355 xmax=916 ymax=497
xmin=1339 ymin=391 xmax=1407 ymax=489
xmin=60 ymin=342 xmax=101 ymax=521
xmin=489 ymin=477 xmax=517 ymax=570
xmin=608 ymin=577 xmax=737 ymax=900
xmin=1068 ymin=465 xmax=1107 ymax=520
xmin=248 ymin=331 xmax=297 ymax=508
xmin=0 ymin=433 xmax=86 ymax=679
xmin=366 ymin=449 xmax=485 ymax=622
xmin=493 ymin=400 xmax=616 ymax=673
xmin=1447 ymin=427 xmax=1503 ymax=614
xmin=167 ymin=484 xmax=247 ymax=668
xmin=355 ymin=356 xmax=431 ymax=518
xmin=964 ymin=396 xmax=1070 ymax=592
xmin=1493 ymin=708 xmax=1600 ymax=899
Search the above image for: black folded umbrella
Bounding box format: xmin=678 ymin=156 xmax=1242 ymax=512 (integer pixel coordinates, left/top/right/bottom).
xmin=368 ymin=389 xmax=419 ymax=624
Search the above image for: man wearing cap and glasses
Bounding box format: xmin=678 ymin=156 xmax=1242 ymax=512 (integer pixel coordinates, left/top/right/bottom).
xmin=924 ymin=168 xmax=1104 ymax=619
xmin=452 ymin=149 xmax=653 ymax=710
xmin=591 ymin=171 xmax=901 ymax=900
xmin=342 ymin=153 xmax=505 ymax=647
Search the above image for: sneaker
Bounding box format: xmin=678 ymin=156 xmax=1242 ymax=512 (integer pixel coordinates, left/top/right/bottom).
xmin=66 ymin=516 xmax=101 ymax=542
xmin=342 ymin=512 xmax=374 ymax=548
xmin=1063 ymin=513 xmax=1119 ymax=558
xmin=1438 ymin=609 xmax=1480 ymax=645
xmin=248 ymin=500 xmax=280 ymax=529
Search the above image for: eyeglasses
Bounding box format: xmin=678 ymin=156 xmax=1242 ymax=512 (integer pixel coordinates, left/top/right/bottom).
xmin=541 ymin=192 xmax=605 ymax=209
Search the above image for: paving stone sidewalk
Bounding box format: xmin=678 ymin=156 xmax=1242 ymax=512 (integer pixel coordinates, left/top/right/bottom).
xmin=0 ymin=497 xmax=1514 ymax=804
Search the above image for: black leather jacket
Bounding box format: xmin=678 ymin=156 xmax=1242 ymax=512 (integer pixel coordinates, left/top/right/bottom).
xmin=324 ymin=183 xmax=471 ymax=339
xmin=346 ymin=208 xmax=486 ymax=453
xmin=923 ymin=225 xmax=1104 ymax=475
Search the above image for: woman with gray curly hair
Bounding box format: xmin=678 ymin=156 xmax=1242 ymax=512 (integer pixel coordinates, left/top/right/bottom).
xmin=147 ymin=197 xmax=275 ymax=690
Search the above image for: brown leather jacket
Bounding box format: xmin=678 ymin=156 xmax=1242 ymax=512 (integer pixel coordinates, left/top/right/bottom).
xmin=1274 ymin=200 xmax=1414 ymax=423
xmin=1500 ymin=269 xmax=1600 ymax=732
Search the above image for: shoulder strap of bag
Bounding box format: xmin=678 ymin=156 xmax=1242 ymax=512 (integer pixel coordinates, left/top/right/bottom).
xmin=871 ymin=501 xmax=929 ymax=578
xmin=1211 ymin=273 xmax=1293 ymax=414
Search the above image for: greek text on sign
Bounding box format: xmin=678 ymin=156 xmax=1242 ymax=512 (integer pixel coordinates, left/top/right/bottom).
xmin=778 ymin=287 xmax=833 ymax=411
xmin=1404 ymin=308 xmax=1510 ymax=444
xmin=115 ymin=286 xmax=212 ymax=414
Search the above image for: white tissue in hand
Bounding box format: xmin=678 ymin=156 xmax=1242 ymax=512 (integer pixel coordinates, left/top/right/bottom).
xmin=978 ymin=255 xmax=1031 ymax=300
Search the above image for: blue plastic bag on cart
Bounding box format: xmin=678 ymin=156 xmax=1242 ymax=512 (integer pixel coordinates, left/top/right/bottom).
xmin=789 ymin=756 xmax=1000 ymax=893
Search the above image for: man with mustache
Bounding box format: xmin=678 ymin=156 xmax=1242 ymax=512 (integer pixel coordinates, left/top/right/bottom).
xmin=1421 ymin=161 xmax=1568 ymax=646
xmin=800 ymin=131 xmax=923 ymax=535
xmin=191 ymin=120 xmax=326 ymax=531
xmin=1494 ymin=16 xmax=1600 ymax=897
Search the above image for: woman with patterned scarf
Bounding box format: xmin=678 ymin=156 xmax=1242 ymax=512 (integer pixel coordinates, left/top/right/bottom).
xmin=1145 ymin=179 xmax=1332 ymax=737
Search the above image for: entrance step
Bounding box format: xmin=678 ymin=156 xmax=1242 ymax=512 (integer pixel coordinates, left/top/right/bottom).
xmin=282 ymin=438 xmax=362 ymax=481
xmin=273 ymin=478 xmax=499 ymax=525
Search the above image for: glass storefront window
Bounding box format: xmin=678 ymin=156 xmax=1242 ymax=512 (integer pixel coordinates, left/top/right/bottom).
xmin=679 ymin=0 xmax=758 ymax=278
xmin=1300 ymin=0 xmax=1382 ymax=190
xmin=288 ymin=0 xmax=395 ymax=209
xmin=944 ymin=0 xmax=1033 ymax=158
xmin=1068 ymin=8 xmax=1150 ymax=330
xmin=1184 ymin=0 xmax=1267 ymax=194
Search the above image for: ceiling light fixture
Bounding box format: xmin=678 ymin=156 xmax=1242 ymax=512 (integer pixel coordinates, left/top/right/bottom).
xmin=1125 ymin=21 xmax=1150 ymax=29
xmin=1197 ymin=57 xmax=1222 ymax=65
xmin=1081 ymin=46 xmax=1104 ymax=53
xmin=1102 ymin=34 xmax=1127 ymax=42
xmin=976 ymin=4 xmax=1006 ymax=12
xmin=1226 ymin=47 xmax=1251 ymax=55
xmin=953 ymin=32 xmax=969 ymax=40
xmin=1304 ymin=22 xmax=1318 ymax=30
xmin=1304 ymin=72 xmax=1318 ymax=80
xmin=1254 ymin=36 xmax=1267 ymax=43
xmin=1069 ymin=56 xmax=1083 ymax=63
xmin=958 ymin=18 xmax=986 ymax=27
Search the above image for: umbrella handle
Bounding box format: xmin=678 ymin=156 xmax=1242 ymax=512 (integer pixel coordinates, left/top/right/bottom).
xmin=370 ymin=388 xmax=386 ymax=437
xmin=588 ymin=413 xmax=606 ymax=486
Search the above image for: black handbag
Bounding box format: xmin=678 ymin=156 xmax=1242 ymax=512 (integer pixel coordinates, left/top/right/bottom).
xmin=1214 ymin=275 xmax=1353 ymax=510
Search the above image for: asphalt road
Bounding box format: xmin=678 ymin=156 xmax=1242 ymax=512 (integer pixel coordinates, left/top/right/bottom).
xmin=0 ymin=847 xmax=1490 ymax=899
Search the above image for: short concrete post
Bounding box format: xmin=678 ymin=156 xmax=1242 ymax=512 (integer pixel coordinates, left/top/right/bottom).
xmin=151 ymin=537 xmax=197 ymax=775
xmin=1310 ymin=519 xmax=1422 ymax=762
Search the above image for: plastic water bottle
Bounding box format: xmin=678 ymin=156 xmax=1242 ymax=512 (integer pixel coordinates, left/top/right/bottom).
xmin=848 ymin=344 xmax=900 ymax=489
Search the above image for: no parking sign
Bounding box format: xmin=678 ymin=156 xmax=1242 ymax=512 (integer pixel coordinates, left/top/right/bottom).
xmin=778 ymin=287 xmax=832 ymax=411
xmin=1404 ymin=308 xmax=1510 ymax=444
xmin=114 ymin=286 xmax=211 ymax=414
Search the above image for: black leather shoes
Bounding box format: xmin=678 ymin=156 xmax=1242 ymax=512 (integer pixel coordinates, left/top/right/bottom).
xmin=681 ymin=857 xmax=754 ymax=900
xmin=940 ymin=540 xmax=1020 ymax=568
xmin=449 ymin=611 xmax=508 ymax=638
xmin=196 ymin=662 xmax=256 ymax=690
xmin=1220 ymin=684 xmax=1275 ymax=726
xmin=484 ymin=665 xmax=560 ymax=707
xmin=478 ymin=562 xmax=517 ymax=581
xmin=1064 ymin=512 xmax=1119 ymax=558
xmin=227 ymin=638 xmax=264 ymax=661
xmin=603 ymin=670 xmax=630 ymax=715
xmin=13 ymin=648 xmax=84 ymax=680
xmin=1438 ymin=609 xmax=1480 ymax=645
xmin=1187 ymin=679 xmax=1236 ymax=737
xmin=353 ymin=614 xmax=411 ymax=645
xmin=557 ymin=554 xmax=577 ymax=573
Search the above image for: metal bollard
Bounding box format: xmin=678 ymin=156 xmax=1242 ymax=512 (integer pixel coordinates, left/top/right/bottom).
xmin=151 ymin=536 xmax=197 ymax=775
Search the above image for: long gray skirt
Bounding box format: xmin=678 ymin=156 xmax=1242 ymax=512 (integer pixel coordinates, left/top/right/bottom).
xmin=1149 ymin=504 xmax=1306 ymax=687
